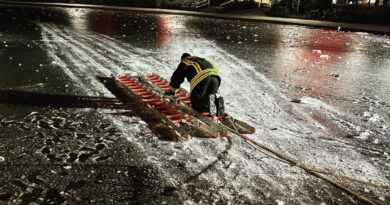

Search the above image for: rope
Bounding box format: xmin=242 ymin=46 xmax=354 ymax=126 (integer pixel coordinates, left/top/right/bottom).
xmin=181 ymin=116 xmax=387 ymax=205
xmin=305 ymin=167 xmax=390 ymax=190
xmin=183 ymin=135 xmax=233 ymax=183
xmin=133 ymin=74 xmax=387 ymax=202
xmin=223 ymin=119 xmax=380 ymax=205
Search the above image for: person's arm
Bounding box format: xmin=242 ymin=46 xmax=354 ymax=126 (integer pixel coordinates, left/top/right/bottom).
xmin=169 ymin=62 xmax=186 ymax=91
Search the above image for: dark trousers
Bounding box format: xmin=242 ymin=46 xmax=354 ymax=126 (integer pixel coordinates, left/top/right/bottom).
xmin=190 ymin=76 xmax=219 ymax=113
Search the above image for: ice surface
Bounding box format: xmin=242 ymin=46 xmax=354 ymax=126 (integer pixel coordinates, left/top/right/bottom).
xmin=36 ymin=20 xmax=390 ymax=204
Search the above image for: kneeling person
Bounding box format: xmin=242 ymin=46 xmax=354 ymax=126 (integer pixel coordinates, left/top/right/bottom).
xmin=166 ymin=53 xmax=224 ymax=116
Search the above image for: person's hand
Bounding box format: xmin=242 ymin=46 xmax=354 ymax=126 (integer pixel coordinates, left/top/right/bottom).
xmin=165 ymin=90 xmax=175 ymax=96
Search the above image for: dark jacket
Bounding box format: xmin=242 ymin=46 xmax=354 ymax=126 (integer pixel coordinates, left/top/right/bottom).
xmin=169 ymin=56 xmax=221 ymax=93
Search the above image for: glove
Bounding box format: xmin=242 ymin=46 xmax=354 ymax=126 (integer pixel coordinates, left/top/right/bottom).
xmin=165 ymin=90 xmax=175 ymax=96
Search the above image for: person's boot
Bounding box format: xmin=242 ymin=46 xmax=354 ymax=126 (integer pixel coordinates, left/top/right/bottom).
xmin=208 ymin=94 xmax=217 ymax=116
xmin=215 ymin=94 xmax=225 ymax=117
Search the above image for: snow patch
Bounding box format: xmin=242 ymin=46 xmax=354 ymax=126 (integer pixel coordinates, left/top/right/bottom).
xmin=320 ymin=54 xmax=330 ymax=60
xmin=276 ymin=199 xmax=285 ymax=205
xmin=299 ymin=96 xmax=338 ymax=113
xmin=368 ymin=113 xmax=383 ymax=123
xmin=357 ymin=130 xmax=372 ymax=140
xmin=39 ymin=23 xmax=165 ymax=96
xmin=363 ymin=111 xmax=371 ymax=117
xmin=312 ymin=49 xmax=322 ymax=54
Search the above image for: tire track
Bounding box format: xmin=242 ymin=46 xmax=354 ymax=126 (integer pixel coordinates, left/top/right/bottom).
xmin=43 ymin=23 xmax=165 ymax=76
xmin=54 ymin=25 xmax=127 ymax=68
xmin=42 ymin=24 xmax=113 ymax=76
xmin=40 ymin=23 xmax=118 ymax=96
xmin=41 ymin=24 xmax=93 ymax=94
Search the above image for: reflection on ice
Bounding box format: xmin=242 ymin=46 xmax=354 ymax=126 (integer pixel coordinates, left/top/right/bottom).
xmin=67 ymin=8 xmax=89 ymax=31
xmin=157 ymin=15 xmax=170 ymax=48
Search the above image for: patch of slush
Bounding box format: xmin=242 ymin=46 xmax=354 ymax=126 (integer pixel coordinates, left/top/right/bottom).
xmin=368 ymin=113 xmax=384 ymax=123
xmin=299 ymin=96 xmax=339 ymax=113
xmin=357 ymin=130 xmax=372 ymax=140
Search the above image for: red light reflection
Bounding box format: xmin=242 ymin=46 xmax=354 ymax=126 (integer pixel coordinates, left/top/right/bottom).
xmin=95 ymin=13 xmax=114 ymax=35
xmin=295 ymin=29 xmax=350 ymax=97
xmin=157 ymin=16 xmax=170 ymax=48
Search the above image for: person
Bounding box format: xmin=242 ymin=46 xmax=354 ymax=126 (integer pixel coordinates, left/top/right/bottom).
xmin=165 ymin=53 xmax=224 ymax=115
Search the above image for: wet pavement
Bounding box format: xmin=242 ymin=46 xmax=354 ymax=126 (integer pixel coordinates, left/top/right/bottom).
xmin=0 ymin=3 xmax=390 ymax=205
xmin=0 ymin=106 xmax=177 ymax=204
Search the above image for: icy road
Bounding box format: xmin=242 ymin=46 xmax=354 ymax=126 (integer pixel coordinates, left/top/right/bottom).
xmin=0 ymin=4 xmax=389 ymax=205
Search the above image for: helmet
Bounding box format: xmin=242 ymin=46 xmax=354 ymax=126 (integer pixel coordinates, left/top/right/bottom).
xmin=181 ymin=53 xmax=191 ymax=60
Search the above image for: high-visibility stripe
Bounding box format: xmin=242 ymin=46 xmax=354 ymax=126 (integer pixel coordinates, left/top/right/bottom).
xmin=191 ymin=70 xmax=212 ymax=87
xmin=182 ymin=59 xmax=220 ymax=93
xmin=190 ymin=62 xmax=219 ymax=88
xmin=192 ymin=69 xmax=219 ymax=87
xmin=190 ymin=69 xmax=219 ymax=93
xmin=182 ymin=60 xmax=191 ymax=65
xmin=190 ymin=62 xmax=202 ymax=73
xmin=194 ymin=63 xmax=202 ymax=73
xmin=183 ymin=60 xmax=202 ymax=73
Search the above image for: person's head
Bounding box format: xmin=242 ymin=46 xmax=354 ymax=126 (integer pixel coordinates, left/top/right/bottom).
xmin=181 ymin=53 xmax=191 ymax=61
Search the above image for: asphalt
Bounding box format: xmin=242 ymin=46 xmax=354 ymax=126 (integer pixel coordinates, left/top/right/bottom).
xmin=0 ymin=0 xmax=390 ymax=35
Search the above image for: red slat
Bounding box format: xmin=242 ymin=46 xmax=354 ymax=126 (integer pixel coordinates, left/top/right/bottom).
xmin=155 ymin=105 xmax=173 ymax=110
xmin=140 ymin=94 xmax=154 ymax=98
xmin=132 ymin=88 xmax=146 ymax=92
xmin=160 ymin=109 xmax=179 ymax=114
xmin=167 ymin=113 xmax=182 ymax=119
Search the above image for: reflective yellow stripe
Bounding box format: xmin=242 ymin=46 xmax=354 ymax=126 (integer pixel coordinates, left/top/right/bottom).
xmin=190 ymin=70 xmax=219 ymax=93
xmin=191 ymin=65 xmax=219 ymax=87
xmin=190 ymin=62 xmax=202 ymax=73
xmin=190 ymin=68 xmax=219 ymax=93
xmin=182 ymin=60 xmax=193 ymax=68
xmin=191 ymin=74 xmax=209 ymax=91
xmin=191 ymin=70 xmax=213 ymax=87
xmin=182 ymin=60 xmax=191 ymax=64
xmin=183 ymin=60 xmax=201 ymax=73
